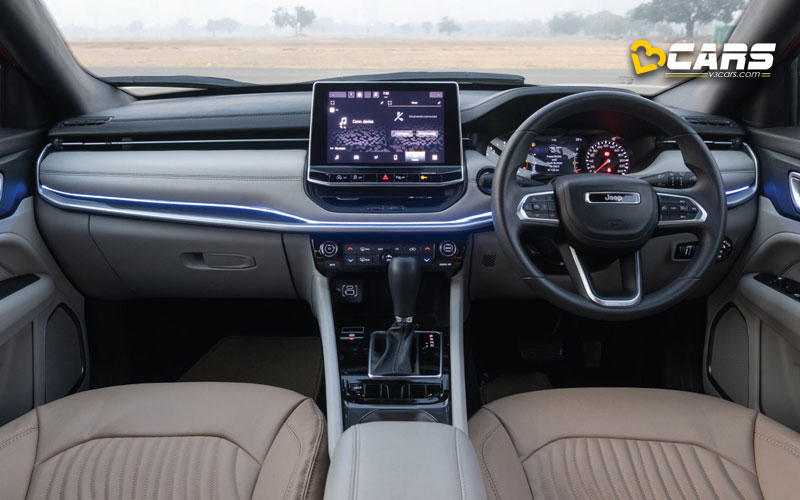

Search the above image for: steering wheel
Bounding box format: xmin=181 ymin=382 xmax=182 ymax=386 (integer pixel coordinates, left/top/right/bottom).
xmin=492 ymin=91 xmax=727 ymax=320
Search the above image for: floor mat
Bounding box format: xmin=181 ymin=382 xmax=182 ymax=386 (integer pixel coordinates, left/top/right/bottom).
xmin=180 ymin=336 xmax=323 ymax=398
xmin=480 ymin=371 xmax=552 ymax=404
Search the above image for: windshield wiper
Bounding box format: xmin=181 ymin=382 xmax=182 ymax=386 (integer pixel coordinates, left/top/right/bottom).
xmin=103 ymin=75 xmax=251 ymax=89
xmin=315 ymin=71 xmax=525 ymax=86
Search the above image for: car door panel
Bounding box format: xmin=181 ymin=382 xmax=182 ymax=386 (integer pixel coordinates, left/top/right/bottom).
xmin=0 ymin=130 xmax=87 ymax=425
xmin=705 ymin=128 xmax=800 ymax=431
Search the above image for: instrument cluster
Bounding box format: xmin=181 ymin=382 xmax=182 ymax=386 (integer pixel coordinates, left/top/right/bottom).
xmin=485 ymin=132 xmax=638 ymax=180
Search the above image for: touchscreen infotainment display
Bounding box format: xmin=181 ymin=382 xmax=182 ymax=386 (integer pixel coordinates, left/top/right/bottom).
xmin=308 ymin=82 xmax=461 ymax=169
xmin=326 ymin=90 xmax=445 ymax=164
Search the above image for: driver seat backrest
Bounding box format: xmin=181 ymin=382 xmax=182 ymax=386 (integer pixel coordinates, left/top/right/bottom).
xmin=469 ymin=387 xmax=800 ymax=500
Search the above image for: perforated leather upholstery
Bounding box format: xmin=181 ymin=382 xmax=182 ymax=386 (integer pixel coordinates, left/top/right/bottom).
xmin=0 ymin=382 xmax=328 ymax=500
xmin=469 ymin=387 xmax=800 ymax=500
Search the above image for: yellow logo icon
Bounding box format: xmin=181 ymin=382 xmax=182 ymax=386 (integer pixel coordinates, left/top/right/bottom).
xmin=630 ymin=40 xmax=666 ymax=75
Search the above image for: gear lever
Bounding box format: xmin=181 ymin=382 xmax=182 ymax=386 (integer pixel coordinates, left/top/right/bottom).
xmin=370 ymin=256 xmax=421 ymax=376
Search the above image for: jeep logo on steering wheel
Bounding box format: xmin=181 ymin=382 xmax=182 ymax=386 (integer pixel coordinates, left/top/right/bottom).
xmin=585 ymin=192 xmax=641 ymax=204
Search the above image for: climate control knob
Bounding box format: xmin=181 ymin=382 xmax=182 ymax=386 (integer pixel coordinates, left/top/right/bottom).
xmin=439 ymin=241 xmax=458 ymax=258
xmin=319 ymin=241 xmax=338 ymax=258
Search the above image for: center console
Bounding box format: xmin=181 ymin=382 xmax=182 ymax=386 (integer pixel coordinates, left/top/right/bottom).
xmin=311 ymin=234 xmax=467 ymax=429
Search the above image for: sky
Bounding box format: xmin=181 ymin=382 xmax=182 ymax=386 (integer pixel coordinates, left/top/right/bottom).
xmin=42 ymin=0 xmax=646 ymax=28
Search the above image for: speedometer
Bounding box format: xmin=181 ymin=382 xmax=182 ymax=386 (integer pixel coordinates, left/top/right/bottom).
xmin=583 ymin=138 xmax=631 ymax=175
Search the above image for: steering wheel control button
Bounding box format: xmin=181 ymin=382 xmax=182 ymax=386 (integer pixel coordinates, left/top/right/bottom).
xmin=658 ymin=194 xmax=704 ymax=223
xmin=519 ymin=192 xmax=559 ymax=223
xmin=320 ymin=241 xmax=339 ymax=258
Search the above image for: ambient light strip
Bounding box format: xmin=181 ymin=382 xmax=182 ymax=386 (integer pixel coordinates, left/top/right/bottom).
xmin=39 ymin=184 xmax=493 ymax=230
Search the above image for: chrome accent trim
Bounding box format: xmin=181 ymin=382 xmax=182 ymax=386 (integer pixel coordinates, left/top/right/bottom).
xmin=37 ymin=144 xmax=492 ymax=232
xmin=306 ymin=81 xmax=466 ymax=187
xmin=516 ymin=191 xmax=560 ymax=224
xmin=584 ymin=191 xmax=641 ymax=204
xmin=790 ymin=172 xmax=800 ymax=212
xmin=726 ymin=143 xmax=759 ymax=208
xmin=367 ymin=330 xmax=443 ymax=379
xmin=568 ymin=246 xmax=643 ymax=308
xmin=657 ymin=192 xmax=708 ymax=227
xmin=0 ymin=172 xmax=3 ymax=204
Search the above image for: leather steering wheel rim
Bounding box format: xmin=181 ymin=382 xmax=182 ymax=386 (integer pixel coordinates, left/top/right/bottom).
xmin=492 ymin=90 xmax=727 ymax=321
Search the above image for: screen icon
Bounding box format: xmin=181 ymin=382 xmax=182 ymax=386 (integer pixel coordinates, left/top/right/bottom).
xmin=364 ymin=91 xmax=372 ymax=98
xmin=339 ymin=116 xmax=347 ymax=129
xmin=394 ymin=111 xmax=404 ymax=122
xmin=347 ymin=91 xmax=355 ymax=98
xmin=356 ymin=91 xmax=363 ymax=98
xmin=431 ymin=154 xmax=438 ymax=161
xmin=353 ymin=154 xmax=360 ymax=160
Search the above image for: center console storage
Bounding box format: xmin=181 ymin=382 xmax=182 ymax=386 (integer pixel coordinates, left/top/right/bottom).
xmin=324 ymin=421 xmax=487 ymax=500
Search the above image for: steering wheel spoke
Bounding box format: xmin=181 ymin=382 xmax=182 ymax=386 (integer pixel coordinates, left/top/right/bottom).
xmin=654 ymin=188 xmax=709 ymax=235
xmin=515 ymin=186 xmax=560 ymax=228
xmin=559 ymin=245 xmax=643 ymax=308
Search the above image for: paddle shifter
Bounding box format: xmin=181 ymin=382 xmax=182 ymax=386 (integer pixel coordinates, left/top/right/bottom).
xmin=370 ymin=256 xmax=421 ymax=376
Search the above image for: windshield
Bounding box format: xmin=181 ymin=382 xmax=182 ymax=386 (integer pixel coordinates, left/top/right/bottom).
xmin=42 ymin=0 xmax=749 ymax=95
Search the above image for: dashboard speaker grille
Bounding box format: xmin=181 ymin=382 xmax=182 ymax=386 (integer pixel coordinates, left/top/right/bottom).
xmin=708 ymin=304 xmax=749 ymax=405
xmin=45 ymin=304 xmax=85 ymax=402
xmin=482 ymin=254 xmax=496 ymax=267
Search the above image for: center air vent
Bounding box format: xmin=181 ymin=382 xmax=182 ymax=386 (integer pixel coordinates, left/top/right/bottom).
xmin=684 ymin=116 xmax=734 ymax=127
xmin=60 ymin=116 xmax=112 ymax=127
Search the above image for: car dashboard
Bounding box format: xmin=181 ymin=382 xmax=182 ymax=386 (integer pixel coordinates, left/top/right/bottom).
xmin=34 ymin=84 xmax=758 ymax=301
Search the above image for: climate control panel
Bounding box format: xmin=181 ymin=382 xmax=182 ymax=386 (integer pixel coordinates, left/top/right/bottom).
xmin=312 ymin=236 xmax=465 ymax=274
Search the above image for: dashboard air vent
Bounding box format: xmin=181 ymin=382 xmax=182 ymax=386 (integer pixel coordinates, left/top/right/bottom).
xmin=60 ymin=116 xmax=112 ymax=127
xmin=684 ymin=116 xmax=734 ymax=128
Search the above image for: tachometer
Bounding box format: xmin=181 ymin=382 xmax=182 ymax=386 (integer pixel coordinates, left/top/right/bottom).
xmin=583 ymin=138 xmax=631 ymax=175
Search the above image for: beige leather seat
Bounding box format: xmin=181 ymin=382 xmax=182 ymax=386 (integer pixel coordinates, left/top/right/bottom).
xmin=0 ymin=382 xmax=328 ymax=500
xmin=469 ymin=387 xmax=800 ymax=500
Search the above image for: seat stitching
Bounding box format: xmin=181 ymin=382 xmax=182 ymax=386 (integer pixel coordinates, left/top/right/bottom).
xmin=481 ymin=407 xmax=536 ymax=500
xmin=521 ymin=436 xmax=757 ymax=476
xmin=549 ymin=446 xmax=565 ymax=500
xmin=130 ymin=437 xmax=145 ymax=500
xmin=478 ymin=424 xmax=506 ymax=500
xmin=0 ymin=425 xmax=38 ymax=450
xmin=655 ymin=442 xmax=688 ymax=500
xmin=561 ymin=437 xmax=581 ymax=499
xmin=90 ymin=439 xmax=113 ymax=500
xmin=233 ymin=448 xmax=242 ymax=500
xmin=281 ymin=421 xmax=303 ymax=500
xmin=622 ymin=439 xmax=647 ymax=499
xmin=35 ymin=434 xmax=263 ymax=467
xmin=690 ymin=445 xmax=721 ymax=500
xmin=632 ymin=440 xmax=656 ymax=500
xmin=596 ymin=439 xmax=624 ymax=500
xmin=117 ymin=436 xmax=133 ymax=500
xmin=22 ymin=409 xmax=40 ymax=500
xmin=55 ymin=445 xmax=79 ymax=500
xmin=536 ymin=448 xmax=551 ymax=500
xmin=643 ymin=441 xmax=668 ymax=498
xmin=755 ymin=433 xmax=800 ymax=460
xmin=194 ymin=438 xmax=207 ymax=500
xmin=571 ymin=438 xmax=594 ymax=500
xmin=715 ymin=455 xmax=746 ymax=500
xmin=211 ymin=438 xmax=220 ymax=500
xmin=584 ymin=437 xmax=606 ymax=498
xmin=299 ymin=402 xmax=325 ymax=500
xmin=673 ymin=443 xmax=701 ymax=500
xmin=75 ymin=439 xmax=100 ymax=500
xmin=606 ymin=439 xmax=635 ymax=499
xmin=353 ymin=425 xmax=360 ymax=500
xmin=42 ymin=448 xmax=65 ymax=500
